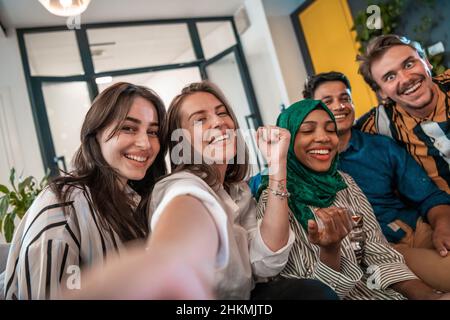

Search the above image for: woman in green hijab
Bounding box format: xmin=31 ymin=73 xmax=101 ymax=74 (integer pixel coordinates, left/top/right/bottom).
xmin=256 ymin=99 xmax=450 ymax=300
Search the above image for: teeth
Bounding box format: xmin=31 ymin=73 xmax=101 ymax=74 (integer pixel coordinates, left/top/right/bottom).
xmin=211 ymin=134 xmax=229 ymax=144
xmin=125 ymin=154 xmax=148 ymax=162
xmin=334 ymin=114 xmax=346 ymax=119
xmin=308 ymin=149 xmax=329 ymax=155
xmin=404 ymin=81 xmax=421 ymax=95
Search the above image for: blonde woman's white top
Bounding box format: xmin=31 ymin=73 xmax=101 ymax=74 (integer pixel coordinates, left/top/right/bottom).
xmin=149 ymin=171 xmax=295 ymax=300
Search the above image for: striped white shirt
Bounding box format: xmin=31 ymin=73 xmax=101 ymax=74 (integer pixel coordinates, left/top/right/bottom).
xmin=3 ymin=185 xmax=135 ymax=300
xmin=256 ymin=171 xmax=418 ymax=300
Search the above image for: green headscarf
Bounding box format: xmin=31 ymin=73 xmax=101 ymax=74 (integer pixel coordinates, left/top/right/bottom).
xmin=256 ymin=99 xmax=347 ymax=231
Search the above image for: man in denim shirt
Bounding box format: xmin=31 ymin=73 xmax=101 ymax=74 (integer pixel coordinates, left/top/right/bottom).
xmin=299 ymin=71 xmax=450 ymax=292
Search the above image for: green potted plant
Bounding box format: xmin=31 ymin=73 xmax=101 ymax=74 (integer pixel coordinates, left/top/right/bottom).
xmin=0 ymin=168 xmax=49 ymax=243
xmin=0 ymin=168 xmax=49 ymax=272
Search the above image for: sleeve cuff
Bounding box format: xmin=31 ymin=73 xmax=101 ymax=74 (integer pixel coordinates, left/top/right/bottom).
xmin=249 ymin=220 xmax=295 ymax=277
xmin=367 ymin=262 xmax=418 ymax=290
xmin=150 ymin=184 xmax=229 ymax=270
xmin=312 ymin=255 xmax=363 ymax=299
xmin=420 ymin=196 xmax=450 ymax=222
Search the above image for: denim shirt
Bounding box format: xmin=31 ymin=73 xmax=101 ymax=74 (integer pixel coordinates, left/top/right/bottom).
xmin=338 ymin=129 xmax=450 ymax=242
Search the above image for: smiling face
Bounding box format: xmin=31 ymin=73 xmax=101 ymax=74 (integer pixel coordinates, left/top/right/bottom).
xmin=313 ymin=81 xmax=355 ymax=136
xmin=98 ymin=96 xmax=160 ymax=186
xmin=293 ymin=109 xmax=339 ymax=172
xmin=370 ymin=45 xmax=437 ymax=117
xmin=179 ymin=92 xmax=237 ymax=164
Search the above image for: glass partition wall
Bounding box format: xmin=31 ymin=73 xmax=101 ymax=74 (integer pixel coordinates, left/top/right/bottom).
xmin=17 ymin=18 xmax=263 ymax=175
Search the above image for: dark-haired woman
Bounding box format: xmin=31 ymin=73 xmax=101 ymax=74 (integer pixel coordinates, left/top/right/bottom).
xmin=4 ymin=82 xmax=167 ymax=299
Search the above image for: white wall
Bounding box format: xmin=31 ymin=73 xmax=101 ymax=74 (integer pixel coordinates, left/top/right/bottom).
xmin=239 ymin=0 xmax=308 ymax=127
xmin=0 ymin=29 xmax=44 ymax=187
xmin=262 ymin=0 xmax=308 ymax=104
xmin=266 ymin=15 xmax=307 ymax=103
xmin=240 ymin=0 xmax=289 ymax=126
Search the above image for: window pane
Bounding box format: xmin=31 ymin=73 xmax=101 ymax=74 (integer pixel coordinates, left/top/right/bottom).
xmin=42 ymin=82 xmax=91 ymax=171
xmin=87 ymin=24 xmax=196 ymax=73
xmin=96 ymin=67 xmax=202 ymax=108
xmin=197 ymin=21 xmax=236 ymax=59
xmin=24 ymin=31 xmax=84 ymax=76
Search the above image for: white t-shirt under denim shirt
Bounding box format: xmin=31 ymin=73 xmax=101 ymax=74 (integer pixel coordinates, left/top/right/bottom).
xmin=149 ymin=171 xmax=295 ymax=300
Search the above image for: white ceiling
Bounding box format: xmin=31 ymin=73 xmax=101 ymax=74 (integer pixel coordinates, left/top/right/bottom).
xmin=0 ymin=0 xmax=246 ymax=29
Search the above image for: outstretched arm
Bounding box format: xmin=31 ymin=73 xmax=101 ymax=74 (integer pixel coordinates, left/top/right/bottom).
xmin=64 ymin=196 xmax=219 ymax=299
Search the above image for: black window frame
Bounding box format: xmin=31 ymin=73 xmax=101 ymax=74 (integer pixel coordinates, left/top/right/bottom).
xmin=17 ymin=17 xmax=263 ymax=174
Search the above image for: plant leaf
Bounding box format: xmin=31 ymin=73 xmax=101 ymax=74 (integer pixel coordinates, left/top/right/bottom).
xmin=9 ymin=192 xmax=18 ymax=203
xmin=0 ymin=184 xmax=9 ymax=194
xmin=4 ymin=213 xmax=15 ymax=243
xmin=9 ymin=168 xmax=17 ymax=192
xmin=0 ymin=195 xmax=9 ymax=219
xmin=18 ymin=176 xmax=33 ymax=194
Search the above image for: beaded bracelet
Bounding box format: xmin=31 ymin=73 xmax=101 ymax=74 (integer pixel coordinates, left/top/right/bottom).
xmin=269 ymin=188 xmax=291 ymax=198
xmin=268 ymin=177 xmax=290 ymax=198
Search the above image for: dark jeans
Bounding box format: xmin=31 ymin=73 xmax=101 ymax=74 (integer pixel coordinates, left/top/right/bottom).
xmin=251 ymin=278 xmax=339 ymax=300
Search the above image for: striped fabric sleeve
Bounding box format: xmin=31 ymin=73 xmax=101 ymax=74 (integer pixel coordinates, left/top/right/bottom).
xmin=343 ymin=173 xmax=419 ymax=289
xmin=4 ymin=189 xmax=82 ymax=300
xmin=18 ymin=238 xmax=80 ymax=300
xmin=250 ymin=189 xmax=295 ymax=277
xmin=355 ymin=108 xmax=378 ymax=134
xmin=249 ymin=219 xmax=295 ymax=277
xmin=256 ymin=188 xmax=363 ymax=292
xmin=312 ymin=256 xmax=363 ymax=299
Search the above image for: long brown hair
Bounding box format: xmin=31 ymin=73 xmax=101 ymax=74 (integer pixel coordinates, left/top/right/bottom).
xmin=165 ymin=81 xmax=248 ymax=190
xmin=51 ymin=82 xmax=167 ymax=242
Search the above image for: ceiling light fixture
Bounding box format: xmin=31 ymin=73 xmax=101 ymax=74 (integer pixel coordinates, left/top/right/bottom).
xmin=95 ymin=76 xmax=113 ymax=85
xmin=38 ymin=0 xmax=91 ymax=17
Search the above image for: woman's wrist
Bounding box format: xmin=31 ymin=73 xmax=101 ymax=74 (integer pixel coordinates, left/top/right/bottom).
xmin=268 ymin=177 xmax=289 ymax=199
xmin=268 ymin=163 xmax=287 ymax=180
xmin=319 ymin=243 xmax=342 ymax=272
xmin=320 ymin=243 xmax=341 ymax=254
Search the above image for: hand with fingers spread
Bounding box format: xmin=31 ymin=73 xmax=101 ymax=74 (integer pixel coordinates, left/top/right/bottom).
xmin=256 ymin=126 xmax=290 ymax=170
xmin=307 ymin=207 xmax=354 ymax=271
xmin=307 ymin=207 xmax=354 ymax=249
